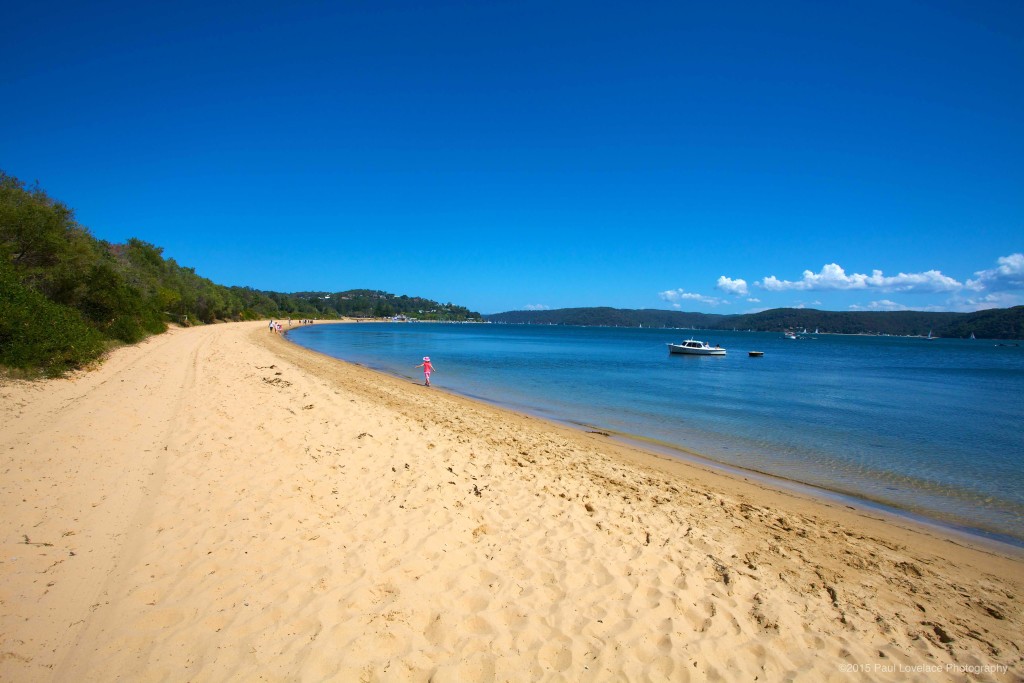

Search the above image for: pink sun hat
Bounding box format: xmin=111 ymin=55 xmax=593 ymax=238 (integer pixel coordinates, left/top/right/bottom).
xmin=423 ymin=356 xmax=430 ymax=361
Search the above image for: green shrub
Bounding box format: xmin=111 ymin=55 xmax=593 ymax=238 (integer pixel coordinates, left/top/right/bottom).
xmin=0 ymin=263 xmax=106 ymax=376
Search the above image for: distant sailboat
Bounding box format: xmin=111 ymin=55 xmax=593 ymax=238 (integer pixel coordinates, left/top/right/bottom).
xmin=926 ymin=330 xmax=937 ymax=340
xmin=969 ymin=332 xmax=976 ymax=340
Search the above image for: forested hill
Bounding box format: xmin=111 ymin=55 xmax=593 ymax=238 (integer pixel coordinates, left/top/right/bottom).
xmin=0 ymin=171 xmax=479 ymax=375
xmin=485 ymin=306 xmax=1024 ymax=340
xmin=288 ymin=290 xmax=479 ymax=321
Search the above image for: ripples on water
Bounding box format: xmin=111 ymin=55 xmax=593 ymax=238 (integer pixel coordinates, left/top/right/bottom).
xmin=288 ymin=323 xmax=1024 ymax=544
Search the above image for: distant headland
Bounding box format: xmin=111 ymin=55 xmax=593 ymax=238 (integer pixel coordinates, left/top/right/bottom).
xmin=484 ymin=306 xmax=1024 ymax=340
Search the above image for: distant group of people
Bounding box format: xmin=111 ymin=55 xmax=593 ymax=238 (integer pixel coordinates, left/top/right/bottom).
xmin=268 ymin=318 xmax=317 ymax=333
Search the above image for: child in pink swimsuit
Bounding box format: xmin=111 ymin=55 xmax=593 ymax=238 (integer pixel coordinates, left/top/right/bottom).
xmin=415 ymin=356 xmax=434 ymax=386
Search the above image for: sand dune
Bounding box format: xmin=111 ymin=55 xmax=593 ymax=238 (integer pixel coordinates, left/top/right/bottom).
xmin=1 ymin=321 xmax=1020 ymax=681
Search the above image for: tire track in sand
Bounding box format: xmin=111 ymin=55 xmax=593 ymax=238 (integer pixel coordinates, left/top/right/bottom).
xmin=0 ymin=325 xmax=215 ymax=681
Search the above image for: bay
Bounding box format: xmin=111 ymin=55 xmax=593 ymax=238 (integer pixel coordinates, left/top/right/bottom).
xmin=286 ymin=322 xmax=1024 ymax=545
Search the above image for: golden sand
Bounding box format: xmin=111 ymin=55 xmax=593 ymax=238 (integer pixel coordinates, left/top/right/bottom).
xmin=1 ymin=321 xmax=1021 ymax=681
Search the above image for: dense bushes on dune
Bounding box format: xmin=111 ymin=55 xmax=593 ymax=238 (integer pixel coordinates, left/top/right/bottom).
xmin=0 ymin=260 xmax=106 ymax=376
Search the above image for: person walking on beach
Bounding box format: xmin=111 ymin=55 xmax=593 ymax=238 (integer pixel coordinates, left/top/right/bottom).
xmin=415 ymin=356 xmax=435 ymax=386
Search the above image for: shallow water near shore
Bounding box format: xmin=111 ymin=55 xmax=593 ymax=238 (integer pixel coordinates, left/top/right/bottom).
xmin=287 ymin=322 xmax=1024 ymax=544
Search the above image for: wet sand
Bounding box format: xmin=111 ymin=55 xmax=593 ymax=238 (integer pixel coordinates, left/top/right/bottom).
xmin=1 ymin=320 xmax=1021 ymax=681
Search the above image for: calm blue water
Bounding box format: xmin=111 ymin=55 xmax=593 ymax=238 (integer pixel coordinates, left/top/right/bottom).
xmin=287 ymin=323 xmax=1024 ymax=544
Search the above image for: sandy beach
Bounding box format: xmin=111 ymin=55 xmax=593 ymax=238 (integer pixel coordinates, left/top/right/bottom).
xmin=1 ymin=320 xmax=1021 ymax=682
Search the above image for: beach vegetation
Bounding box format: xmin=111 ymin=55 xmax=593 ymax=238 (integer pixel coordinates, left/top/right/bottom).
xmin=0 ymin=259 xmax=106 ymax=376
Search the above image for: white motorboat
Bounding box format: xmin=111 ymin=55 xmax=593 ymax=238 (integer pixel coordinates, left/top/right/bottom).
xmin=668 ymin=339 xmax=726 ymax=355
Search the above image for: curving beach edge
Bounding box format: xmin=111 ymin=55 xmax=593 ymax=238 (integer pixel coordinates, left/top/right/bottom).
xmin=1 ymin=321 xmax=1021 ymax=681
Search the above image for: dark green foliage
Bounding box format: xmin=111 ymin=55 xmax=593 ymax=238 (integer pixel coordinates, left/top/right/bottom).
xmin=942 ymin=306 xmax=1024 ymax=340
xmin=485 ymin=306 xmax=1024 ymax=340
xmin=0 ymin=173 xmax=75 ymax=274
xmin=1 ymin=170 xmax=482 ymax=374
xmin=0 ymin=261 xmax=105 ymax=376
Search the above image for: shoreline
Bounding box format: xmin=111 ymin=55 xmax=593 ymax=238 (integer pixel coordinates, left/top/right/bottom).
xmin=285 ymin=322 xmax=1024 ymax=553
xmin=2 ymin=321 xmax=1021 ymax=681
xmin=604 ymin=427 xmax=1024 ymax=555
xmin=607 ymin=428 xmax=1024 ymax=554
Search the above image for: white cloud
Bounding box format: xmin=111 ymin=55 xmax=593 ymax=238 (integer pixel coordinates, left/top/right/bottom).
xmin=966 ymin=253 xmax=1024 ymax=292
xmin=757 ymin=263 xmax=962 ymax=293
xmin=746 ymin=297 xmax=761 ymax=303
xmin=848 ymin=299 xmax=910 ymax=312
xmin=523 ymin=304 xmax=549 ymax=311
xmin=716 ymin=276 xmax=748 ymax=296
xmin=850 ymin=298 xmax=988 ymax=312
xmin=659 ymin=289 xmax=728 ymax=307
xmin=945 ymin=291 xmax=1021 ymax=312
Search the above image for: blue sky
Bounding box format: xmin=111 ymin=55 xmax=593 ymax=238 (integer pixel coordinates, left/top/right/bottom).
xmin=2 ymin=0 xmax=1021 ymax=315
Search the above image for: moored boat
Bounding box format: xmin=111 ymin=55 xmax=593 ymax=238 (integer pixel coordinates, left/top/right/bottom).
xmin=668 ymin=339 xmax=726 ymax=356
